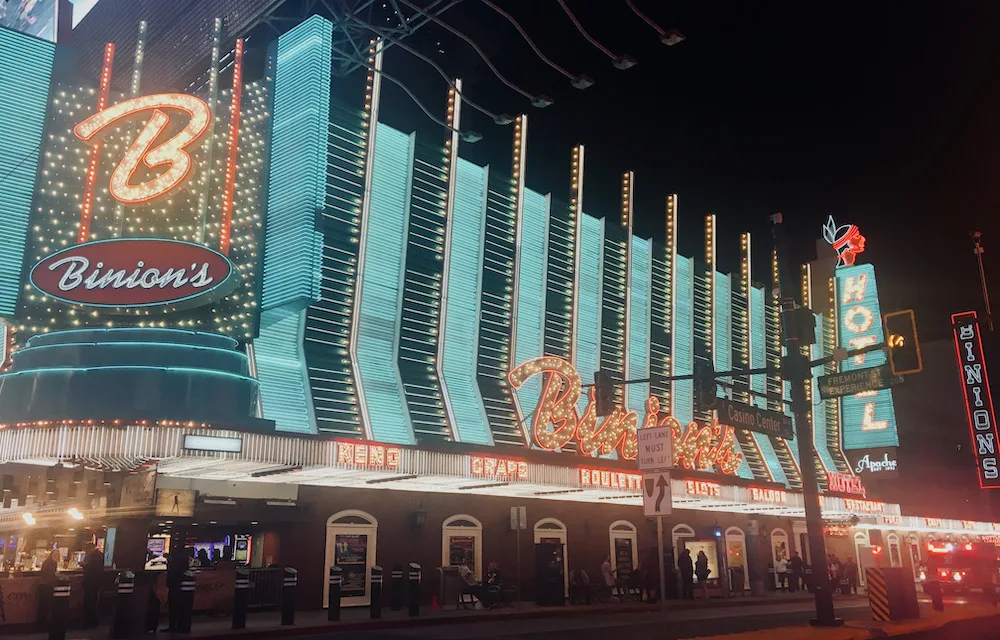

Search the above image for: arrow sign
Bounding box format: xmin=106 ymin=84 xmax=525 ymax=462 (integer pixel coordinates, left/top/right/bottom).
xmin=642 ymin=471 xmax=672 ymax=517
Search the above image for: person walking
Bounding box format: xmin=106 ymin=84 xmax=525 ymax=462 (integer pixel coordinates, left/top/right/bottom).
xmin=36 ymin=550 xmax=58 ymax=629
xmin=81 ymin=543 xmax=103 ymax=628
xmin=164 ymin=546 xmax=188 ymax=632
xmin=843 ymin=556 xmax=859 ymax=595
xmin=678 ymin=549 xmax=694 ymax=600
xmin=789 ymin=552 xmax=804 ymax=593
xmin=695 ymin=550 xmax=711 ymax=599
xmin=601 ymin=555 xmax=616 ymax=601
xmin=775 ymin=555 xmax=789 ymax=592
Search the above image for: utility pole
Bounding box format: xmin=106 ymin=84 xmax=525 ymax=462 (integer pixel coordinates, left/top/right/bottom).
xmin=770 ymin=213 xmax=842 ymax=627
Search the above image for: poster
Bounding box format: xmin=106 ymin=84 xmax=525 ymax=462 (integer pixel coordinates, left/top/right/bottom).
xmin=448 ymin=536 xmax=475 ymax=571
xmin=614 ymin=537 xmax=633 ymax=577
xmin=154 ymin=488 xmax=195 ymax=517
xmin=120 ymin=470 xmax=156 ymax=510
xmin=334 ymin=534 xmax=368 ymax=598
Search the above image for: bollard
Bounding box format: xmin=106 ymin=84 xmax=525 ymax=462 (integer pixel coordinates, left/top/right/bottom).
xmin=177 ymin=570 xmax=197 ymax=634
xmin=110 ymin=570 xmax=135 ymax=639
xmin=232 ymin=568 xmax=250 ymax=630
xmin=407 ymin=563 xmax=421 ymax=617
xmin=390 ymin=564 xmax=403 ymax=611
xmin=328 ymin=566 xmax=343 ymax=622
xmin=48 ymin=577 xmax=70 ymax=640
xmin=281 ymin=567 xmax=297 ymax=626
xmin=369 ymin=566 xmax=383 ymax=619
xmin=925 ymin=579 xmax=944 ymax=612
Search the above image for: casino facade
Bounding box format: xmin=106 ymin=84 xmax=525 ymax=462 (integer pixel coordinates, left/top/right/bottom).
xmin=0 ymin=17 xmax=996 ymax=614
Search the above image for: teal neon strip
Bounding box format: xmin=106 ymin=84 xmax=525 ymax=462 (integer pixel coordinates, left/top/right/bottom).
xmin=0 ymin=28 xmax=54 ymax=317
xmin=254 ymin=307 xmax=317 ymax=434
xmin=262 ymin=15 xmax=330 ymax=310
xmin=441 ymin=159 xmax=492 ymax=445
xmin=513 ymin=189 xmax=548 ymax=423
xmin=628 ymin=237 xmax=651 ymax=426
xmin=673 ymin=256 xmax=693 ymax=424
xmin=354 ymin=124 xmax=415 ymax=445
xmin=574 ymin=214 xmax=602 ymax=416
xmin=751 ymin=286 xmax=788 ymax=486
xmin=0 ymin=365 xmax=256 ymax=383
xmin=714 ymin=272 xmax=752 ymax=479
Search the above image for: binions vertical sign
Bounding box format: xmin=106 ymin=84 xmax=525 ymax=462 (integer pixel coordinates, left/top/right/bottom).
xmin=952 ymin=311 xmax=1000 ymax=488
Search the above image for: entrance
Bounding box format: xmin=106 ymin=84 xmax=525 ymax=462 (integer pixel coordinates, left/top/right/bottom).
xmin=534 ymin=518 xmax=568 ymax=596
xmin=609 ymin=520 xmax=638 ymax=580
xmin=442 ymin=514 xmax=483 ymax=580
xmin=324 ymin=510 xmax=378 ymax=607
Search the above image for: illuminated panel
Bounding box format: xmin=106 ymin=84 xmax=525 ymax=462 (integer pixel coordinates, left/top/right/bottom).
xmin=715 ymin=270 xmax=753 ymax=480
xmin=0 ymin=28 xmax=55 ymax=316
xmin=218 ymin=38 xmax=244 ymax=255
xmin=650 ymin=194 xmax=677 ymax=415
xmin=751 ymin=286 xmax=789 ymax=486
xmin=835 ymin=264 xmax=899 ymax=449
xmin=691 ymin=215 xmax=713 ymax=422
xmin=952 ymin=311 xmax=1000 ymax=488
xmin=512 ymin=189 xmax=549 ymax=434
xmin=440 ymin=159 xmax=492 ymax=445
xmin=823 ymin=275 xmax=849 ymax=471
xmin=811 ymin=310 xmax=839 ymax=472
xmin=575 ymin=215 xmax=603 ymax=418
xmin=261 ymin=15 xmax=330 ymax=310
xmin=673 ymin=255 xmax=694 ymax=424
xmin=78 ymin=43 xmax=114 ymax=243
xmin=628 ymin=237 xmax=651 ymax=429
xmin=255 ymin=308 xmax=317 ymax=434
xmin=767 ymin=251 xmax=802 ymax=488
xmin=354 ymin=124 xmax=415 ymax=445
xmin=543 ymin=148 xmax=581 ymax=362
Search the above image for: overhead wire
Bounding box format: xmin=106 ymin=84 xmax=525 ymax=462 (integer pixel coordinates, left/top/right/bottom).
xmin=478 ymin=0 xmax=576 ymax=80
xmin=556 ymin=0 xmax=617 ymax=60
xmin=624 ymin=0 xmax=666 ymax=36
xmin=397 ymin=0 xmax=537 ymax=101
xmin=366 ymin=61 xmax=460 ymax=135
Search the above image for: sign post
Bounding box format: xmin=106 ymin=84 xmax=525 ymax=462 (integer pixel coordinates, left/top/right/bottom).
xmin=638 ymin=428 xmax=672 ymax=619
xmin=510 ymin=506 xmax=526 ymax=609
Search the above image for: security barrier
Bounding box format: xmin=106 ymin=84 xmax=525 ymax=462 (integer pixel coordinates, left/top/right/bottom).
xmin=866 ymin=567 xmax=919 ymax=622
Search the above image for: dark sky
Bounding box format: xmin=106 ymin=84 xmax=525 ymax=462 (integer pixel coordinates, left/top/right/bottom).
xmin=369 ymin=0 xmax=1000 ymax=344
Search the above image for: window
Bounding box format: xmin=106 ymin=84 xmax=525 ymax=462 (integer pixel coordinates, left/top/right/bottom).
xmin=671 ymin=523 xmax=695 ymax=567
xmin=324 ymin=510 xmax=378 ymax=608
xmin=725 ymin=527 xmax=749 ymax=589
xmin=609 ymin=520 xmax=638 ymax=579
xmin=770 ymin=528 xmax=789 ymax=588
xmin=887 ymin=533 xmax=901 ymax=568
xmin=442 ymin=514 xmax=483 ymax=581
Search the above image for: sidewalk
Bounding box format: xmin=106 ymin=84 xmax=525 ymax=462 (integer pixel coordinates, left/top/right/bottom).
xmin=3 ymin=591 xmax=816 ymax=640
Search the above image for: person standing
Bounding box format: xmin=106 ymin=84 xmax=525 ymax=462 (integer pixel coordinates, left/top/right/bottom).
xmin=843 ymin=556 xmax=859 ymax=595
xmin=164 ymin=547 xmax=188 ymax=632
xmin=601 ymin=555 xmax=616 ymax=601
xmin=678 ymin=549 xmax=694 ymax=600
xmin=695 ymin=550 xmax=711 ymax=599
xmin=36 ymin=550 xmax=58 ymax=629
xmin=775 ymin=555 xmax=789 ymax=592
xmin=82 ymin=543 xmax=103 ymax=628
xmin=789 ymin=551 xmax=804 ymax=593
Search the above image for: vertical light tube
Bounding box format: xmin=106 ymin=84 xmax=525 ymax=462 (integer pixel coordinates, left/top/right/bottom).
xmin=196 ymin=17 xmax=224 ymax=243
xmin=113 ymin=21 xmax=147 ymax=237
xmin=704 ymin=214 xmax=716 ymax=356
xmin=568 ymin=144 xmax=584 ymax=364
xmin=508 ymin=113 xmax=529 ymax=438
xmin=742 ymin=232 xmax=775 ymax=481
xmin=78 ymin=42 xmax=114 ymax=244
xmin=218 ymin=37 xmax=244 ymax=255
xmin=621 ymin=170 xmax=634 ymax=404
xmin=665 ymin=194 xmax=677 ymax=414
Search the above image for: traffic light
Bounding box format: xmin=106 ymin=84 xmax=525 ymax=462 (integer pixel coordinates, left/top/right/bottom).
xmin=883 ymin=309 xmax=922 ymax=375
xmin=694 ymin=362 xmax=717 ymax=410
xmin=594 ymin=370 xmax=615 ymax=417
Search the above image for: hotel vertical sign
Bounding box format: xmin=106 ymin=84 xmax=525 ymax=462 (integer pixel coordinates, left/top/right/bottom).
xmin=952 ymin=311 xmax=1000 ymax=488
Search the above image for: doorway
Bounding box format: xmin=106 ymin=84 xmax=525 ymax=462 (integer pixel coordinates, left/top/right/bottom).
xmin=324 ymin=510 xmax=378 ymax=607
xmin=534 ymin=518 xmax=568 ymax=596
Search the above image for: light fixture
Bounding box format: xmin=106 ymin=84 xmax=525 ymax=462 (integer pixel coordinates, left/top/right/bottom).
xmin=68 ymin=507 xmax=84 ymax=520
xmin=411 ymin=507 xmax=428 ymax=531
xmin=22 ymin=512 xmax=36 ymax=526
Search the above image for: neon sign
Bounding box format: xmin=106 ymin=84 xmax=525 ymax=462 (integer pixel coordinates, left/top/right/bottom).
xmin=580 ymin=468 xmax=643 ymax=491
xmin=685 ymin=480 xmax=722 ymax=498
xmin=823 ymin=216 xmax=866 ymax=267
xmin=749 ymin=487 xmax=788 ymax=504
xmin=952 ymin=311 xmax=1000 ymax=488
xmin=471 ymin=456 xmax=528 ymax=481
xmin=74 ymin=93 xmax=212 ymax=205
xmin=335 ymin=442 xmax=401 ymax=470
xmin=827 ymin=471 xmax=866 ymax=496
xmin=508 ymin=356 xmax=743 ymax=474
xmin=836 ymin=264 xmax=899 ymax=449
xmin=843 ymin=498 xmax=884 ymax=514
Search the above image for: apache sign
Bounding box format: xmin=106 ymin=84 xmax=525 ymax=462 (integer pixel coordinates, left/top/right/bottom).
xmin=715 ymin=398 xmax=794 ymax=439
xmin=845 ymin=446 xmax=899 ymax=480
xmin=818 ymin=364 xmax=903 ymax=400
xmin=30 ymin=238 xmax=236 ymax=310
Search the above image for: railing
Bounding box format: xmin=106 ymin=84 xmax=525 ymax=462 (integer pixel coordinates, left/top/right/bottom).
xmin=246 ymin=567 xmax=284 ymax=609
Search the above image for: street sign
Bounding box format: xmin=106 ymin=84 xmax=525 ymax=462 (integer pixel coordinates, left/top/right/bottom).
xmin=642 ymin=471 xmax=672 ymax=517
xmin=818 ymin=364 xmax=904 ymax=400
xmin=637 ymin=426 xmax=673 ymax=472
xmin=715 ymin=398 xmax=794 ymax=439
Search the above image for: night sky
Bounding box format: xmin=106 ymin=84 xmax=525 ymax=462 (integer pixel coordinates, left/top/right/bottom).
xmin=370 ymin=0 xmax=1000 ymax=344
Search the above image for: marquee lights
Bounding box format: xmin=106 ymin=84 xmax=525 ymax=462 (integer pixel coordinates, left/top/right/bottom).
xmin=471 ymin=455 xmax=528 ymax=481
xmin=335 ymin=442 xmax=401 ymax=470
xmin=74 ymin=93 xmax=212 ymax=205
xmin=843 ymin=498 xmax=884 ymax=513
xmin=685 ymin=480 xmax=721 ymax=498
xmin=749 ymin=486 xmax=788 ymax=504
xmin=827 ymin=471 xmax=866 ymax=496
xmin=952 ymin=311 xmax=1000 ymax=487
xmin=509 ymin=356 xmax=742 ymax=474
xmin=218 ymin=38 xmax=244 ymax=255
xmin=79 ymin=42 xmax=116 ymax=243
xmin=580 ymin=468 xmax=642 ymax=491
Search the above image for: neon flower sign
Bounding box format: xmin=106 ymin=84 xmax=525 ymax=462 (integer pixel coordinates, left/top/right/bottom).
xmin=508 ymin=356 xmax=743 ymax=474
xmin=823 ymin=216 xmax=866 ymax=267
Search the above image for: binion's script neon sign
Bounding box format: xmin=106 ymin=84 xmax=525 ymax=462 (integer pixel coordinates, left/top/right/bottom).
xmin=508 ymin=356 xmax=743 ymax=474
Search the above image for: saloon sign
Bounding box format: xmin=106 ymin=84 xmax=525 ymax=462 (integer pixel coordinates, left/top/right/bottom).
xmin=952 ymin=311 xmax=1000 ymax=488
xmin=30 ymin=239 xmax=235 ymax=310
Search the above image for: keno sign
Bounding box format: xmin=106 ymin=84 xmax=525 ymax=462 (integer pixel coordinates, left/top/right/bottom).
xmin=30 ymin=238 xmax=235 ymax=310
xmin=952 ymin=311 xmax=1000 ymax=488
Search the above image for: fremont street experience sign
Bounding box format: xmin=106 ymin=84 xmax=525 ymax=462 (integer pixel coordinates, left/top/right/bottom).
xmin=817 ymin=364 xmax=904 ymax=400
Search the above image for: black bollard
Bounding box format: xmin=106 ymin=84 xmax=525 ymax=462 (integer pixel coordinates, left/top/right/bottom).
xmin=48 ymin=577 xmax=70 ymax=640
xmin=232 ymin=568 xmax=250 ymax=629
xmin=177 ymin=570 xmax=197 ymax=634
xmin=925 ymin=579 xmax=944 ymax=612
xmin=390 ymin=564 xmax=403 ymax=611
xmin=369 ymin=566 xmax=383 ymax=619
xmin=110 ymin=570 xmax=135 ymax=639
xmin=281 ymin=567 xmax=297 ymax=626
xmin=407 ymin=563 xmax=421 ymax=617
xmin=328 ymin=566 xmax=342 ymax=622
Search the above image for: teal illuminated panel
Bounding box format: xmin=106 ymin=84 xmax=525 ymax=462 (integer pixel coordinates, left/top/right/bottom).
xmin=751 ymin=286 xmax=788 ymax=486
xmin=513 ymin=189 xmax=548 ymax=427
xmin=255 ymin=308 xmax=317 ymax=434
xmin=354 ymin=124 xmax=415 ymax=445
xmin=836 ymin=264 xmax=899 ymax=448
xmin=575 ymin=214 xmax=603 ymax=416
xmin=811 ymin=312 xmax=839 ymax=471
xmin=628 ymin=237 xmax=651 ymax=425
xmin=649 ymin=249 xmax=671 ymax=413
xmin=441 ymin=159 xmax=492 ymax=445
xmin=262 ymin=15 xmax=330 ymax=311
xmin=674 ymin=255 xmax=693 ymax=424
xmin=543 ymin=199 xmax=576 ymax=359
xmin=0 ymin=28 xmax=54 ymax=317
xmin=600 ymin=221 xmax=627 ymax=406
xmin=714 ymin=272 xmax=752 ymax=479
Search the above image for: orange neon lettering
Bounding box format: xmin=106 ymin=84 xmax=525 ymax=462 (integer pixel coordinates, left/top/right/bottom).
xmin=74 ymin=93 xmax=212 ymax=204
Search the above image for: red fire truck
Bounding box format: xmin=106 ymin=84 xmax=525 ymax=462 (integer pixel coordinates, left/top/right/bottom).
xmin=921 ymin=541 xmax=999 ymax=594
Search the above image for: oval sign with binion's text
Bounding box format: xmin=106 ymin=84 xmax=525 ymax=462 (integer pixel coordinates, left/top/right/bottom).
xmin=30 ymin=238 xmax=237 ymax=311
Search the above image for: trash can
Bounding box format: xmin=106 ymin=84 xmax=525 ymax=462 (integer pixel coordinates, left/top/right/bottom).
xmin=437 ymin=566 xmax=461 ymax=611
xmin=729 ymin=567 xmax=745 ymax=596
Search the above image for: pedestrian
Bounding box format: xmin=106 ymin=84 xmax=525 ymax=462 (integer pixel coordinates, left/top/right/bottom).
xmin=643 ymin=552 xmax=660 ymax=603
xmin=775 ymin=555 xmax=789 ymax=592
xmin=678 ymin=549 xmax=694 ymax=600
xmin=789 ymin=552 xmax=804 ymax=593
xmin=601 ymin=555 xmax=616 ymax=601
xmin=36 ymin=550 xmax=58 ymax=629
xmin=164 ymin=546 xmax=188 ymax=632
xmin=843 ymin=556 xmax=858 ymax=595
xmin=695 ymin=550 xmax=711 ymax=599
xmin=82 ymin=543 xmax=103 ymax=628
xmin=828 ymin=554 xmax=841 ymax=585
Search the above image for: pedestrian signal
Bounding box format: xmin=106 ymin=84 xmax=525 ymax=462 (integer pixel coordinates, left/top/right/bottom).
xmin=883 ymin=309 xmax=922 ymax=375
